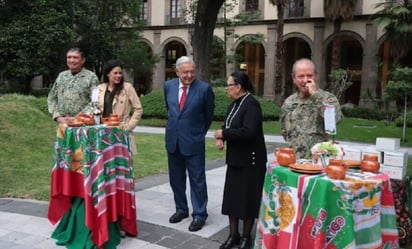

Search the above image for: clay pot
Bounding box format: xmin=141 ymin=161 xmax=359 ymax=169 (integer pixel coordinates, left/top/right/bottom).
xmin=67 ymin=119 xmax=83 ymax=127
xmin=83 ymin=116 xmax=95 ymax=125
xmin=361 ymin=154 xmax=380 ymax=173
xmin=76 ymin=113 xmax=95 ymax=125
xmin=326 ymin=159 xmax=347 ymax=180
xmin=77 ymin=113 xmax=89 ymax=120
xmin=329 ymin=159 xmax=350 ymax=170
xmin=276 ymin=147 xmax=296 ymax=166
xmin=325 ymin=164 xmax=347 ymax=180
xmin=108 ymin=114 xmax=120 ymax=121
xmin=101 ymin=117 xmax=109 ymax=124
xmin=363 ymin=154 xmax=378 ymax=162
xmin=108 ymin=116 xmax=120 ymax=122
xmin=329 ymin=159 xmax=342 ymax=166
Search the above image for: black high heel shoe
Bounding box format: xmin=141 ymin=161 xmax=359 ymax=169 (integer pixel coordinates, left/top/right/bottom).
xmin=219 ymin=233 xmax=241 ymax=249
xmin=238 ymin=236 xmax=252 ymax=249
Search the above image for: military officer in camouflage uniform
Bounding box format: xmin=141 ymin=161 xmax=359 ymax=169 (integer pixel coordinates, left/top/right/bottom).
xmin=47 ymin=48 xmax=99 ymax=122
xmin=280 ymin=58 xmax=342 ymax=159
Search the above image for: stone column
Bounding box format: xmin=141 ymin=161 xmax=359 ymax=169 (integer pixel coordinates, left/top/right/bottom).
xmin=359 ymin=21 xmax=378 ymax=107
xmin=225 ymin=27 xmax=235 ymax=78
xmin=312 ymin=22 xmax=325 ymax=88
xmin=263 ymin=24 xmax=276 ymax=100
xmin=152 ymin=30 xmax=165 ymax=90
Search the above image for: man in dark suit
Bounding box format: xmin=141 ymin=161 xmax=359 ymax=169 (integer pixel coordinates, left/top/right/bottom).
xmin=164 ymin=56 xmax=215 ymax=232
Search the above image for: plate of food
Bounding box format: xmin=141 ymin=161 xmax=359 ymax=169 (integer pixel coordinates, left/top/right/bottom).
xmin=289 ymin=163 xmax=322 ymax=174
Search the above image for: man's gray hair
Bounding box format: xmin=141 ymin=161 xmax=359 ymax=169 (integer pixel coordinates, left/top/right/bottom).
xmin=175 ymin=56 xmax=195 ymax=71
xmin=291 ymin=58 xmax=317 ymax=75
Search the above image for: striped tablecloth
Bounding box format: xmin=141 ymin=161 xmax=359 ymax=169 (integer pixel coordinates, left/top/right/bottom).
xmin=48 ymin=124 xmax=137 ymax=248
xmin=254 ymin=162 xmax=400 ymax=249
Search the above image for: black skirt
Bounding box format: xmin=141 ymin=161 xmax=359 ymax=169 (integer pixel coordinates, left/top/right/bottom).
xmin=221 ymin=164 xmax=266 ymax=219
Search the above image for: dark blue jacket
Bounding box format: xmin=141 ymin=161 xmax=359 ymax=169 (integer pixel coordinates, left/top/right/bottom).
xmin=164 ymin=78 xmax=215 ymax=155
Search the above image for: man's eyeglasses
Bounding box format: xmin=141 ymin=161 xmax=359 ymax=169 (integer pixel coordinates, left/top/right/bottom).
xmin=225 ymin=83 xmax=237 ymax=88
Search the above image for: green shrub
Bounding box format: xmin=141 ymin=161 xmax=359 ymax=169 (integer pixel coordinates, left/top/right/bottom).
xmin=2 ymin=89 xmax=280 ymax=122
xmin=213 ymin=87 xmax=235 ymax=121
xmin=33 ymin=96 xmax=49 ymax=115
xmin=31 ymin=88 xmax=51 ymax=97
xmin=0 ymin=94 xmax=49 ymax=115
xmin=341 ymin=106 xmax=389 ymax=121
xmin=258 ymin=96 xmax=280 ymax=121
xmin=394 ymin=111 xmax=412 ymax=127
xmin=213 ymin=87 xmax=280 ymax=121
xmin=140 ymin=87 xmax=280 ymax=121
xmin=210 ymin=78 xmax=226 ymax=87
xmin=140 ymin=89 xmax=167 ymax=119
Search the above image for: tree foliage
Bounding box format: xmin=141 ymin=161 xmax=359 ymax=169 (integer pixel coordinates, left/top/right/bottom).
xmin=384 ymin=66 xmax=412 ymax=101
xmin=192 ymin=0 xmax=225 ymax=82
xmin=0 ymin=0 xmax=75 ymax=92
xmin=374 ymin=0 xmax=412 ymax=61
xmin=0 ymin=0 xmax=155 ymax=92
xmin=182 ymin=0 xmax=233 ymax=80
xmin=326 ymin=68 xmax=353 ymax=100
xmin=384 ymin=66 xmax=412 ymax=141
xmin=70 ymin=0 xmax=145 ymax=78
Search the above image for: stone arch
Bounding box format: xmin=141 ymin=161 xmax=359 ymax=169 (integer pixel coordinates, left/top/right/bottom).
xmin=376 ymin=34 xmax=412 ymax=97
xmin=232 ymin=34 xmax=266 ymax=96
xmin=161 ymin=38 xmax=189 ymax=81
xmin=324 ymin=30 xmax=366 ymax=50
xmin=133 ymin=40 xmax=155 ymax=96
xmin=377 ymin=34 xmax=391 ymax=97
xmin=139 ymin=38 xmax=155 ymax=51
xmin=160 ymin=37 xmax=191 ymax=57
xmin=323 ymin=31 xmax=365 ymax=104
xmin=283 ymin=32 xmax=313 ymax=52
xmin=282 ymin=33 xmax=313 ymax=97
xmin=231 ymin=34 xmax=267 ymax=58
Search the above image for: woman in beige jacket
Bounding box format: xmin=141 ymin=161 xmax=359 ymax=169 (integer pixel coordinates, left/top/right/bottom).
xmin=98 ymin=59 xmax=143 ymax=154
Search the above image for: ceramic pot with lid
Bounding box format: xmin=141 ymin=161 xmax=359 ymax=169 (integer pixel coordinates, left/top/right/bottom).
xmin=325 ymin=165 xmax=347 ymax=180
xmin=328 ymin=159 xmax=343 ymax=166
xmin=108 ymin=114 xmax=120 ymax=122
xmin=276 ymin=147 xmax=296 ymax=166
xmin=77 ymin=113 xmax=94 ymax=125
xmin=361 ymin=154 xmax=380 ymax=173
xmin=325 ymin=159 xmax=347 ymax=180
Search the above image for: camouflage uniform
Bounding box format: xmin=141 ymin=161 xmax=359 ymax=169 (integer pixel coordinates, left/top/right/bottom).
xmin=47 ymin=68 xmax=99 ymax=120
xmin=280 ymin=89 xmax=342 ymax=159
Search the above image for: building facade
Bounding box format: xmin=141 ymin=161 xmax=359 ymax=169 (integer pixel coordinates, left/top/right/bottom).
xmin=136 ymin=0 xmax=408 ymax=106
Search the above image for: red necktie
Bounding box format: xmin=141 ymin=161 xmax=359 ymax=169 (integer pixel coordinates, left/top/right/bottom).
xmin=179 ymin=86 xmax=187 ymax=111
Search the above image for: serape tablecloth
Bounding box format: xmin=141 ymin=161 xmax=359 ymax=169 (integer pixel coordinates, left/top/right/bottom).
xmin=254 ymin=163 xmax=399 ymax=249
xmin=48 ymin=124 xmax=137 ymax=248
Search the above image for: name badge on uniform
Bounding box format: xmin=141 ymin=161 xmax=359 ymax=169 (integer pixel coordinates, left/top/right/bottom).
xmin=324 ymin=104 xmax=336 ymax=135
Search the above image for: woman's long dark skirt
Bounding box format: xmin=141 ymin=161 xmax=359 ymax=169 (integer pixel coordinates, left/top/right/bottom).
xmin=221 ymin=164 xmax=266 ymax=219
